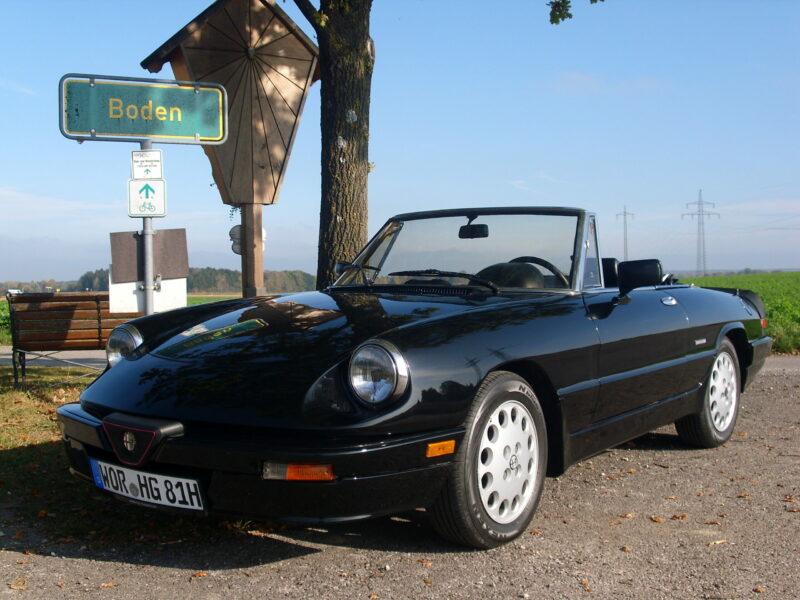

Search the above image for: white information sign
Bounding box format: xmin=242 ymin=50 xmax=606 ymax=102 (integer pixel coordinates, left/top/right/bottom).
xmin=131 ymin=150 xmax=163 ymax=179
xmin=128 ymin=179 xmax=167 ymax=218
xmin=109 ymin=268 xmax=187 ymax=314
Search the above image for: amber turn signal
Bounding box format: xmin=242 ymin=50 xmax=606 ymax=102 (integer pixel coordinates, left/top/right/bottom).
xmin=287 ymin=463 xmax=335 ymax=481
xmin=426 ymin=440 xmax=456 ymax=458
xmin=262 ymin=462 xmax=336 ymax=481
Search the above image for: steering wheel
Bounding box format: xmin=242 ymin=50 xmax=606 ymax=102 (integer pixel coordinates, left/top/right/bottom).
xmin=509 ymin=256 xmax=570 ymax=288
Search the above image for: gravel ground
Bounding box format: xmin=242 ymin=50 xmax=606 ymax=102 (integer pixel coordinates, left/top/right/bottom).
xmin=1 ymin=357 xmax=798 ymax=599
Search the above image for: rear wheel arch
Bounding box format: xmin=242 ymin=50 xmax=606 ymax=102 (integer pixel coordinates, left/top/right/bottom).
xmin=721 ymin=327 xmax=750 ymax=390
xmin=491 ymin=360 xmax=566 ymax=476
xmin=676 ymin=337 xmax=741 ymax=448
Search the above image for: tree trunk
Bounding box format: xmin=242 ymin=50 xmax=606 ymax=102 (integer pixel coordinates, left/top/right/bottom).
xmin=296 ymin=0 xmax=374 ymax=289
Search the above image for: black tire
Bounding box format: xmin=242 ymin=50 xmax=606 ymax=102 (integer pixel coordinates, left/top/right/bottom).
xmin=429 ymin=371 xmax=547 ymax=549
xmin=676 ymin=338 xmax=741 ymax=448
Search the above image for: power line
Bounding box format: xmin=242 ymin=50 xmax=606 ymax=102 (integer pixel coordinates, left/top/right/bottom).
xmin=682 ymin=189 xmax=720 ymax=276
xmin=616 ymin=205 xmax=635 ymax=260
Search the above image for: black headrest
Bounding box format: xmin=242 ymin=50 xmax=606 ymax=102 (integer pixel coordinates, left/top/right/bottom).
xmin=618 ymin=259 xmax=663 ymax=296
xmin=476 ymin=262 xmax=544 ymax=289
xmin=602 ymin=258 xmax=620 ymax=287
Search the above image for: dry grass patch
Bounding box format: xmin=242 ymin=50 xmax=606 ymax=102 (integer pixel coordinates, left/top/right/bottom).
xmin=0 ymin=367 xmax=281 ymax=550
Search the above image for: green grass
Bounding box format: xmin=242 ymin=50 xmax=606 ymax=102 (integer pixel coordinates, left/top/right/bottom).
xmin=187 ymin=294 xmax=237 ymax=306
xmin=0 ymin=300 xmax=9 ymax=345
xmin=684 ymin=272 xmax=800 ymax=354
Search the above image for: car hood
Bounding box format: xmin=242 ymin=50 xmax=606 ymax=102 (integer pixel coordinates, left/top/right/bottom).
xmin=80 ymin=290 xmax=527 ymax=429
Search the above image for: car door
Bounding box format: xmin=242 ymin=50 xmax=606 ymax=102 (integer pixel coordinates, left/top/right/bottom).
xmin=583 ymin=287 xmax=690 ymax=422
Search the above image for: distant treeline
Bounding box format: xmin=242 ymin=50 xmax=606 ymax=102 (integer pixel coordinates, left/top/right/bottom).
xmin=187 ymin=267 xmax=315 ymax=293
xmin=674 ymin=267 xmax=790 ymax=279
xmin=3 ymin=267 xmax=316 ymax=294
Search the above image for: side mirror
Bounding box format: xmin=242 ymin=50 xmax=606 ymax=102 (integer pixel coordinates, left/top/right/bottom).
xmin=334 ymin=261 xmax=350 ymax=275
xmin=617 ymin=259 xmax=663 ymax=297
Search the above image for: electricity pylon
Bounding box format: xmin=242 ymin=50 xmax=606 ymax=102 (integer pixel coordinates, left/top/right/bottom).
xmin=682 ymin=190 xmax=720 ymax=277
xmin=616 ymin=206 xmax=634 ymax=260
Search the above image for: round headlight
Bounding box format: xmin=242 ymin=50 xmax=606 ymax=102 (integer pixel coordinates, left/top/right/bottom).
xmin=349 ymin=340 xmax=409 ymax=406
xmin=106 ymin=324 xmax=144 ymax=367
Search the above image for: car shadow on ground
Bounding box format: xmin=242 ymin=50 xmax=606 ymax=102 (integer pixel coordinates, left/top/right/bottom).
xmin=616 ymin=430 xmax=697 ymax=453
xmin=1 ymin=440 xmax=464 ymax=571
xmin=279 ymin=510 xmax=460 ymax=553
xmin=4 ymin=511 xmax=461 ymax=570
xmin=3 ymin=430 xmax=708 ymax=570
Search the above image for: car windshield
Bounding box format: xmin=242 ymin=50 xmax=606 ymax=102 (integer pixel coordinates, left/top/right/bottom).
xmin=334 ymin=211 xmax=580 ymax=291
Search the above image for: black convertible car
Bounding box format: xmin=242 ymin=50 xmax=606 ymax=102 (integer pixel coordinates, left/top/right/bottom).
xmin=57 ymin=207 xmax=772 ymax=548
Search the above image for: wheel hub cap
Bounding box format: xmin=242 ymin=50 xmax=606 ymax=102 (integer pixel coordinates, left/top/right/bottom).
xmin=709 ymin=351 xmax=737 ymax=432
xmin=477 ymin=400 xmax=538 ymax=524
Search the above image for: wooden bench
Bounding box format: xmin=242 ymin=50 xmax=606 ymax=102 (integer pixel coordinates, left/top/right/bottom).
xmin=6 ymin=292 xmax=142 ymax=386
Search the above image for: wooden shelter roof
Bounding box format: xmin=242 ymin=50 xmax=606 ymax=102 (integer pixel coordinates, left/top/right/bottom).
xmin=141 ymin=0 xmax=319 ymax=206
xmin=141 ymin=0 xmax=318 ymax=78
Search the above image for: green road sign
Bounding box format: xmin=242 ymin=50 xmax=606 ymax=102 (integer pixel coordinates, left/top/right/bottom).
xmin=60 ymin=74 xmax=227 ymax=145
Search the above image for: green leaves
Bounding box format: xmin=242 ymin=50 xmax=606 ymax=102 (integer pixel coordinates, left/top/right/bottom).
xmin=548 ymin=0 xmax=604 ymax=25
xmin=547 ymin=0 xmax=573 ymax=24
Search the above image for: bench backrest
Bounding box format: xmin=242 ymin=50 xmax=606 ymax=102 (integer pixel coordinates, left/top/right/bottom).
xmin=6 ymin=292 xmax=143 ymax=352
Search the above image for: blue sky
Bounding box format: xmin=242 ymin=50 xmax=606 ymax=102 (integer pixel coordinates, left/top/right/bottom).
xmin=1 ymin=0 xmax=798 ymax=281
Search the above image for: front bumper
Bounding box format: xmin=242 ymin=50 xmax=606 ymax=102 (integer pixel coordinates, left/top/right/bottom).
xmin=57 ymin=403 xmax=464 ymax=522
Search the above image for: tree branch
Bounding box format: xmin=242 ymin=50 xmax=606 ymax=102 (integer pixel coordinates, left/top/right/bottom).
xmin=293 ymin=0 xmax=323 ymax=33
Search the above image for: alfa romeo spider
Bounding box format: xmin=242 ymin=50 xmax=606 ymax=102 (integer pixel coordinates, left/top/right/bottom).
xmin=57 ymin=207 xmax=772 ymax=548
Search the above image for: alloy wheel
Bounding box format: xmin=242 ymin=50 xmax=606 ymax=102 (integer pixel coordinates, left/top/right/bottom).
xmin=709 ymin=351 xmax=738 ymax=432
xmin=476 ymin=399 xmax=538 ymax=524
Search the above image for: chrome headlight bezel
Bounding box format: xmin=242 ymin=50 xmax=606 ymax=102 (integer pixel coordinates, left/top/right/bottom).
xmin=348 ymin=339 xmax=409 ymax=407
xmin=106 ymin=324 xmax=144 ymax=367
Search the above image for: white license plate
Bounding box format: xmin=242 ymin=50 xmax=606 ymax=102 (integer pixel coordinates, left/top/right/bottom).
xmin=89 ymin=459 xmax=204 ymax=511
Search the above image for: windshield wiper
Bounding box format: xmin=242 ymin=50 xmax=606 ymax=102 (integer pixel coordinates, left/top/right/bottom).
xmin=387 ymin=269 xmax=498 ymax=294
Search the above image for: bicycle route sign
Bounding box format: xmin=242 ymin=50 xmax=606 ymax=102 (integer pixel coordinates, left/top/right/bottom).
xmin=128 ymin=179 xmax=166 ymax=218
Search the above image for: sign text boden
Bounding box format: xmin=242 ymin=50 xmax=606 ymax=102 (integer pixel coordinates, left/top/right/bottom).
xmin=59 ymin=74 xmax=227 ymax=145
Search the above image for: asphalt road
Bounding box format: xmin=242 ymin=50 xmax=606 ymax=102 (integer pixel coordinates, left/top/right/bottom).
xmin=1 ymin=356 xmax=798 ymax=599
xmin=0 ymin=347 xmax=107 ymax=370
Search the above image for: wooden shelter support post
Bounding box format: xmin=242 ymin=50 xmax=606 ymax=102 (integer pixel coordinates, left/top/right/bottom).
xmin=241 ymin=204 xmax=265 ymax=298
xmin=141 ymin=0 xmax=320 ymax=300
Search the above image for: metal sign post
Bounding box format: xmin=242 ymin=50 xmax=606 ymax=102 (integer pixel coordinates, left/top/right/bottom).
xmin=124 ymin=144 xmax=166 ymax=314
xmin=139 ymin=140 xmax=155 ymax=314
